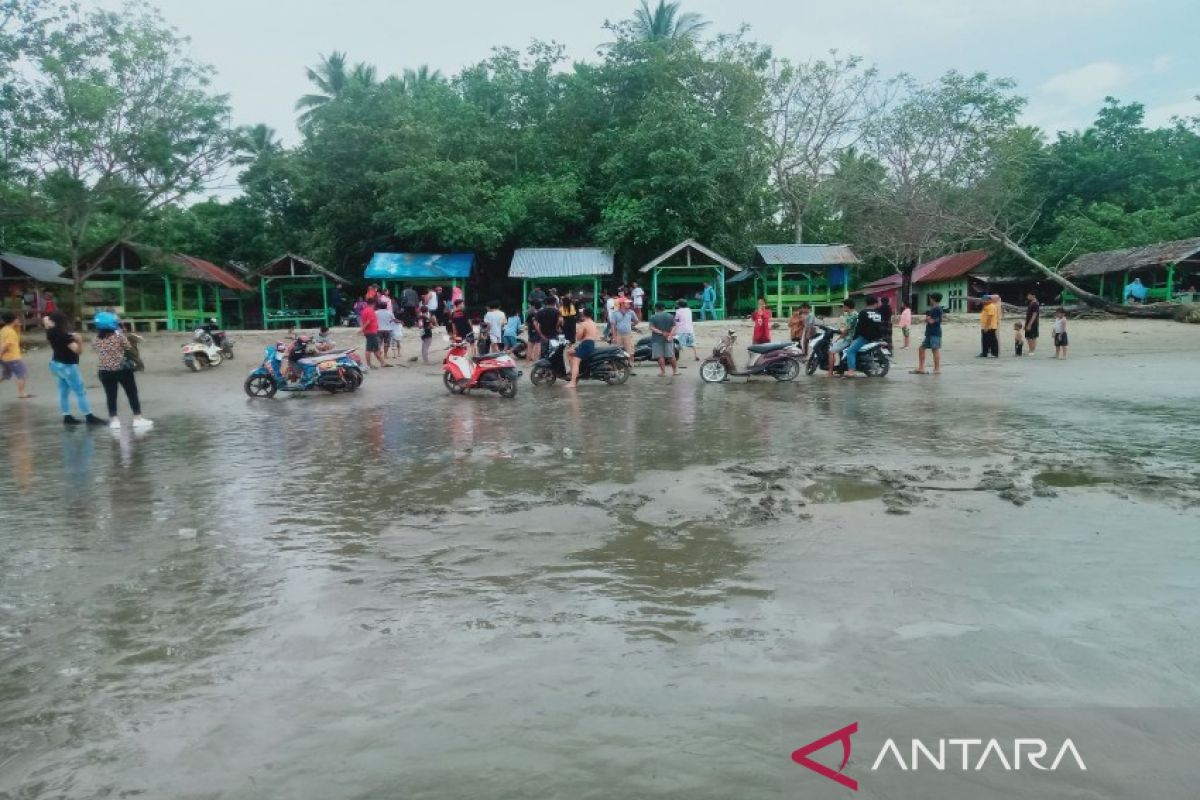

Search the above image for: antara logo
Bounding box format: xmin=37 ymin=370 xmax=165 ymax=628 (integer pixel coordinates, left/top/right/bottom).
xmin=792 ymin=723 xmax=1087 ymax=791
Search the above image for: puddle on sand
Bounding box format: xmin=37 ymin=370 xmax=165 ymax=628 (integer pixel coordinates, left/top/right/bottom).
xmin=801 ymin=478 xmax=886 ymax=504
xmin=1034 ymin=470 xmax=1108 ymax=488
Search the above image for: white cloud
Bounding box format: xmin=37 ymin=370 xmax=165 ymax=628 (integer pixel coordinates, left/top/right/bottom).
xmin=1152 ymin=53 xmax=1174 ymax=74
xmin=1143 ymin=96 xmax=1200 ymax=127
xmin=1040 ymin=61 xmax=1132 ymax=107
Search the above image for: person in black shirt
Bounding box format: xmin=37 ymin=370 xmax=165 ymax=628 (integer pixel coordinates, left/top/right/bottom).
xmin=1024 ymin=292 xmax=1041 ymax=355
xmin=534 ymin=302 xmax=562 ymax=349
xmin=844 ymin=295 xmax=884 ymax=377
xmin=525 ymin=300 xmax=543 ymax=363
xmin=43 ymin=311 xmax=106 ymax=426
xmin=448 ymin=299 xmax=476 ymax=356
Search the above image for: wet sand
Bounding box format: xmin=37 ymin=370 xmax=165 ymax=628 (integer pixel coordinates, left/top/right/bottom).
xmin=2 ymin=318 xmax=1199 ymax=799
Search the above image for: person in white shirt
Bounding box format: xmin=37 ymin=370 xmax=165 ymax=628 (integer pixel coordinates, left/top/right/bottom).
xmin=482 ymin=302 xmax=507 ymax=354
xmin=375 ymin=303 xmax=400 ymax=364
xmin=673 ymin=299 xmax=699 ymax=361
xmin=630 ymin=282 xmax=645 ymax=320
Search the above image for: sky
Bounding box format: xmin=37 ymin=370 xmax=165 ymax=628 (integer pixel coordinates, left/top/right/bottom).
xmin=133 ymin=0 xmax=1200 ymax=147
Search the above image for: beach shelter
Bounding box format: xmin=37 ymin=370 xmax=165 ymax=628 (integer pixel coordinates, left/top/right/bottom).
xmin=1 ymin=253 xmax=70 ymax=323
xmin=363 ymin=252 xmax=475 ymax=303
xmin=80 ymin=242 xmax=253 ymax=331
xmin=856 ymin=250 xmax=990 ymax=313
xmin=637 ymin=239 xmax=741 ymax=320
xmin=744 ymin=244 xmax=860 ymax=317
xmin=508 ymin=248 xmax=613 ymax=315
xmin=253 ymin=254 xmax=349 ymax=329
xmin=1061 ymin=237 xmax=1200 ymax=304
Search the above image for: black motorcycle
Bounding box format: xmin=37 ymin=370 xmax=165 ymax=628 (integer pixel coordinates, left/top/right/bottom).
xmin=530 ymin=336 xmax=632 ymax=386
xmin=806 ymin=325 xmax=891 ymax=377
xmin=632 ymin=334 xmax=681 ymax=363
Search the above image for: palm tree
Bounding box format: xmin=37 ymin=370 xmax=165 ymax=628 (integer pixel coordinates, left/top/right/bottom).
xmin=295 ymin=51 xmax=377 ymax=126
xmin=630 ymin=0 xmax=709 ymax=42
xmin=232 ymin=124 xmax=281 ymax=167
xmin=401 ymin=65 xmax=445 ymax=93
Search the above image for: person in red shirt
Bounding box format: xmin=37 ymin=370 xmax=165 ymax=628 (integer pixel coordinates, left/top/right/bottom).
xmin=751 ymin=297 xmax=772 ymax=344
xmin=359 ymin=298 xmax=385 ymax=369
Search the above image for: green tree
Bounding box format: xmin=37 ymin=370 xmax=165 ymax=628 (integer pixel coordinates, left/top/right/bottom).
xmin=629 ymin=1 xmax=709 ymax=42
xmin=232 ymin=123 xmax=282 ymax=167
xmin=295 ymin=51 xmax=378 ymax=128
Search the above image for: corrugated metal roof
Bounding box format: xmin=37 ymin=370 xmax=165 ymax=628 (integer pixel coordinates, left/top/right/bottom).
xmin=256 ymin=253 xmax=346 ymax=283
xmin=0 ymin=252 xmax=71 ymax=285
xmin=754 ymin=244 xmax=860 ymax=266
xmin=638 ymin=239 xmax=742 ymax=273
xmin=1062 ymin=237 xmax=1200 ymax=278
xmin=915 ymin=250 xmax=989 ymax=284
xmin=172 ymin=255 xmax=254 ymax=292
xmin=509 ymin=248 xmax=614 ymax=279
xmin=364 ymin=252 xmax=474 ymax=280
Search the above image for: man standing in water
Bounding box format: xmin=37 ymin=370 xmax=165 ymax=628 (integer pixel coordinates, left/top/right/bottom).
xmin=978 ymin=294 xmax=1000 ymax=358
xmin=1024 ymin=291 xmax=1041 ymax=355
xmin=700 ymin=282 xmax=717 ymax=321
xmin=648 ymin=302 xmax=678 ymax=377
xmin=912 ymin=292 xmax=943 ymax=375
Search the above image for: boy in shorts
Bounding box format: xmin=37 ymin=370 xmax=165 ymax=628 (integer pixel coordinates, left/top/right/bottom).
xmin=913 ymin=292 xmax=943 ymax=375
xmin=0 ymin=312 xmax=31 ymax=398
xmin=1053 ymin=309 xmax=1069 ymax=359
xmin=1013 ymin=322 xmax=1024 ymax=356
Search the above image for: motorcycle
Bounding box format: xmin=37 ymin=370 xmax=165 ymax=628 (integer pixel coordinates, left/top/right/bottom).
xmin=699 ymin=330 xmax=802 ymax=383
xmin=633 ymin=334 xmax=681 ymax=363
xmin=243 ymin=338 xmax=364 ymax=398
xmin=182 ymin=329 xmax=226 ymax=372
xmin=806 ymin=325 xmax=891 ymax=377
xmin=199 ymin=321 xmax=235 ymax=360
xmin=442 ymin=340 xmax=521 ymax=398
xmin=530 ymin=335 xmax=632 ymax=386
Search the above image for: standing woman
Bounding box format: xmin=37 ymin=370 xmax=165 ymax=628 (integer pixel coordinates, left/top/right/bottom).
xmin=44 ymin=312 xmax=106 ymax=426
xmin=92 ymin=312 xmax=153 ymax=430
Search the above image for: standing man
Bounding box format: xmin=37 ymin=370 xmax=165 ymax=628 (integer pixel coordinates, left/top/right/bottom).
xmin=528 ymin=285 xmax=546 ymax=307
xmin=401 ymin=285 xmax=420 ymax=327
xmin=1 ymin=312 xmax=32 ymax=399
xmin=610 ymin=299 xmax=637 ymax=372
xmin=978 ymin=294 xmax=1000 ymax=358
xmin=534 ymin=298 xmax=562 ymax=354
xmin=700 ymin=282 xmax=717 ymax=321
xmin=648 ymin=302 xmax=678 ymax=377
xmin=331 ymin=283 xmax=345 ymax=321
xmin=358 ymin=298 xmax=385 ymax=370
xmin=449 ymin=299 xmax=476 ymax=357
xmin=1024 ymin=291 xmax=1041 ymax=355
xmin=483 ymin=301 xmax=506 ymax=354
xmin=604 ymin=291 xmax=618 ymax=338
xmin=912 ymin=292 xmax=944 ymax=375
xmin=630 ymin=281 xmax=645 ymax=321
xmin=375 ymin=299 xmax=398 ymax=365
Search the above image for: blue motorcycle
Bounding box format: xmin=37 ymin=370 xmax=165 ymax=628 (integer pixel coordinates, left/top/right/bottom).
xmin=244 ymin=339 xmax=364 ymax=398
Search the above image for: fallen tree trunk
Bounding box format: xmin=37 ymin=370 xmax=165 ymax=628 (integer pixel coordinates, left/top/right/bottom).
xmin=991 ymin=233 xmax=1180 ymax=319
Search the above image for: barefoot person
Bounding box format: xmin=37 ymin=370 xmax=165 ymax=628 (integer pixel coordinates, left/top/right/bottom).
xmin=0 ymin=311 xmax=32 ymax=399
xmin=564 ymin=307 xmax=601 ymax=388
xmin=44 ymin=312 xmax=105 ymax=426
xmin=912 ymin=292 xmax=943 ymax=375
xmin=1053 ymin=308 xmax=1069 ymax=359
xmin=648 ymin=302 xmax=678 ymax=377
xmin=674 ymin=299 xmax=699 ymax=361
xmin=898 ymin=303 xmax=912 ymax=349
xmin=1024 ymin=291 xmax=1041 ymax=355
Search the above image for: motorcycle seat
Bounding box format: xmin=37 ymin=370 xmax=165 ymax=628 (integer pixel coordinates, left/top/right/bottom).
xmin=747 ymin=342 xmax=790 ymax=355
xmin=472 ymin=352 xmax=513 ymax=362
xmin=586 ymin=345 xmax=624 ymax=359
xmin=297 ymin=355 xmax=343 ymax=366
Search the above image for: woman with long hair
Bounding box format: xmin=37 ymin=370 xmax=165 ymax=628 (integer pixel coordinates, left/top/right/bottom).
xmin=91 ymin=312 xmax=153 ymax=431
xmin=44 ymin=311 xmax=106 ymax=426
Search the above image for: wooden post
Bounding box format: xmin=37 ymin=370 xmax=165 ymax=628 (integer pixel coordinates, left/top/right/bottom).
xmin=1098 ymin=274 xmax=1105 ymax=300
xmin=321 ymin=276 xmax=330 ymax=326
xmin=651 ymin=268 xmax=658 ymax=308
xmin=1167 ymin=262 xmax=1176 ymax=298
xmin=162 ymin=276 xmax=174 ymax=330
xmin=775 ymin=267 xmax=783 ymax=317
xmin=1123 ymin=271 xmax=1129 ymax=304
xmin=260 ymin=278 xmax=268 ymax=330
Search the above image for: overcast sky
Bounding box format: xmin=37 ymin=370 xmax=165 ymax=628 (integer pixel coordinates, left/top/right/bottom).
xmin=139 ymin=0 xmax=1199 ymax=147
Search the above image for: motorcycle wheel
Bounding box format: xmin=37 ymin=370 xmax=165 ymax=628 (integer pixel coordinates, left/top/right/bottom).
xmin=868 ymin=357 xmax=890 ymax=377
xmin=497 ymin=376 xmax=518 ymax=398
xmin=244 ymin=374 xmax=278 ymax=399
xmin=699 ymin=359 xmax=727 ymax=383
xmin=443 ymin=370 xmax=467 ymax=395
xmin=222 ymin=347 xmax=235 ymax=361
xmin=605 ymin=360 xmax=631 ymax=385
xmin=185 ymin=357 xmax=201 ymax=373
xmin=347 ymin=368 xmax=364 ymax=388
xmin=804 ymin=355 xmax=819 ymax=376
xmin=209 ymin=351 xmax=223 ymax=368
xmin=773 ymin=358 xmax=801 ymax=382
xmin=530 ymin=364 xmax=556 ymax=386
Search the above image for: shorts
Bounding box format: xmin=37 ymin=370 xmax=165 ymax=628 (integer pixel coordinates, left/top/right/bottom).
xmin=677 ymin=332 xmax=695 ymax=348
xmin=574 ymin=339 xmax=596 ymax=359
xmin=920 ymin=335 xmax=941 ymax=351
xmin=1054 ymin=332 xmax=1068 ymax=347
xmin=503 ymin=335 xmax=518 ymax=348
xmin=651 ymin=340 xmax=674 ymax=360
xmin=0 ymin=359 xmax=28 ymax=380
xmin=379 ymin=330 xmax=393 ymax=346
xmin=528 ymin=331 xmax=542 ymax=344
xmin=901 ymin=326 xmax=910 ymax=337
xmin=1026 ymin=324 xmax=1039 ymax=340
xmin=364 ymin=333 xmax=380 ymax=353
xmin=830 ymin=339 xmax=849 ymax=354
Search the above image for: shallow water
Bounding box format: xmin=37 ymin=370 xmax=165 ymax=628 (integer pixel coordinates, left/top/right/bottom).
xmin=2 ymin=349 xmax=1199 ymax=799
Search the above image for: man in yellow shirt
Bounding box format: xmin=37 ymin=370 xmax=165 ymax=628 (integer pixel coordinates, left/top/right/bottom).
xmin=1 ymin=311 xmax=33 ymax=398
xmin=977 ymin=295 xmax=1001 ymax=358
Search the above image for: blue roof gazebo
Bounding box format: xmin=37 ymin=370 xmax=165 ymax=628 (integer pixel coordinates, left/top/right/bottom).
xmin=364 ymin=252 xmax=475 ymax=301
xmin=508 ymin=248 xmax=613 ymax=316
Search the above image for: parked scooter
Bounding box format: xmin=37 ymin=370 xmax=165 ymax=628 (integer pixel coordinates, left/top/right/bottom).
xmin=182 ymin=329 xmax=226 ymax=371
xmin=199 ymin=319 xmax=235 ymax=360
xmin=530 ymin=335 xmax=631 ymax=386
xmin=243 ymin=338 xmax=364 ymax=398
xmin=699 ymin=330 xmax=802 ymax=383
xmin=442 ymin=339 xmax=521 ymax=398
xmin=806 ymin=325 xmax=891 ymax=377
xmin=633 ymin=334 xmax=681 ymax=363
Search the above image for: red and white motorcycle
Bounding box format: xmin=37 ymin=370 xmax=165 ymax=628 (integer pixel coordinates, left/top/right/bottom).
xmin=442 ymin=338 xmax=521 ymax=398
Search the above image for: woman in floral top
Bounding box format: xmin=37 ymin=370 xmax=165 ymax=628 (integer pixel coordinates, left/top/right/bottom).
xmin=92 ymin=313 xmax=153 ymax=430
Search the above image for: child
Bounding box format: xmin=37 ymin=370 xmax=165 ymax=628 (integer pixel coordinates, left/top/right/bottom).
xmin=912 ymin=292 xmax=943 ymax=375
xmin=1013 ymin=322 xmax=1025 ymax=356
xmin=315 ymin=325 xmax=334 ymax=352
xmin=418 ymin=307 xmax=435 ymax=364
xmin=502 ymin=310 xmax=521 ymax=352
xmin=1053 ymin=309 xmax=1068 ymax=359
xmin=898 ymin=303 xmax=912 ymax=349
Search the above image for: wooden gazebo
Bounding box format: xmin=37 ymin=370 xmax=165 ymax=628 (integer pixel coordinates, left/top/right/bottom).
xmin=253 ymin=254 xmax=348 ymax=329
xmin=638 ymin=239 xmax=741 ymax=320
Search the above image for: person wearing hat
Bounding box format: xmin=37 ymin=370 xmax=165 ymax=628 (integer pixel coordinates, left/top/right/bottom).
xmin=609 ymin=298 xmax=637 ymax=370
xmin=91 ymin=312 xmax=152 ymax=430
